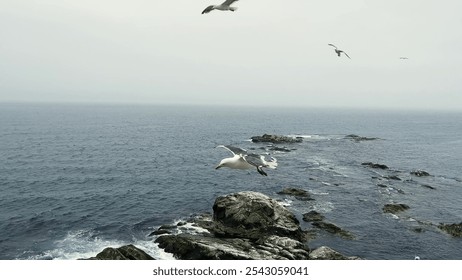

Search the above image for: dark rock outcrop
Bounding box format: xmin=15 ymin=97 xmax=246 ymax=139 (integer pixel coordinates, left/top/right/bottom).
xmin=277 ymin=187 xmax=313 ymax=201
xmin=251 ymin=134 xmax=303 ymax=144
xmin=311 ymin=221 xmax=355 ymax=240
xmin=155 ymin=191 xmax=310 ymax=260
xmin=344 ymin=134 xmax=379 ymax=142
xmin=86 ymin=245 xmax=155 ymax=260
xmin=438 ymin=223 xmax=462 ymax=237
xmin=302 ymin=211 xmax=325 ymax=222
xmin=383 ymin=203 xmax=410 ymax=214
xmin=309 ymin=246 xmax=361 ymax=260
xmin=411 ymin=170 xmax=431 ymax=177
xmin=361 ymin=162 xmax=389 ymax=170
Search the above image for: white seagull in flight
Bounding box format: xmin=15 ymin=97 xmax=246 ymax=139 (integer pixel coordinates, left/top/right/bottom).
xmin=215 ymin=145 xmax=278 ymax=176
xmin=202 ymin=0 xmax=239 ymax=14
xmin=328 ymin=44 xmax=351 ymax=59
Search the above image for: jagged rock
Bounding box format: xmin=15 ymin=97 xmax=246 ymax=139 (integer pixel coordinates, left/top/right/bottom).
xmin=86 ymin=245 xmax=155 ymax=260
xmin=302 ymin=211 xmax=325 ymax=222
xmin=211 ymin=191 xmax=304 ymax=241
xmin=438 ymin=223 xmax=462 ymax=237
xmin=344 ymin=134 xmax=379 ymax=142
xmin=156 ymin=234 xmax=309 ymax=260
xmin=361 ymin=162 xmax=389 ymax=169
xmin=311 ymin=221 xmax=355 ymax=240
xmin=309 ymin=246 xmax=361 ymax=260
xmin=383 ymin=203 xmax=410 ymax=214
xmin=278 ymin=187 xmax=313 ymax=201
xmin=411 ymin=170 xmax=431 ymax=177
xmin=251 ymin=134 xmax=302 ymax=144
xmin=154 ymin=191 xmax=310 ymax=260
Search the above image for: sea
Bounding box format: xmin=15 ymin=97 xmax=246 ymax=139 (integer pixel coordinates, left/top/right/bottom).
xmin=0 ymin=103 xmax=461 ymax=260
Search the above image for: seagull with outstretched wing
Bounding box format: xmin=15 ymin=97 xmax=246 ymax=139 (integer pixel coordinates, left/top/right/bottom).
xmin=202 ymin=0 xmax=239 ymax=14
xmin=328 ymin=44 xmax=351 ymax=59
xmin=215 ymin=145 xmax=277 ymax=176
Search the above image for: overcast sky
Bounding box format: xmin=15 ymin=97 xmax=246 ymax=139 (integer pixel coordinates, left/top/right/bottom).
xmin=1 ymin=0 xmax=461 ymax=110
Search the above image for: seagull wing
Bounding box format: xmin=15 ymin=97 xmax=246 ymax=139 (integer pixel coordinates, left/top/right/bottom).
xmin=328 ymin=44 xmax=338 ymax=49
xmin=244 ymin=154 xmax=269 ymax=176
xmin=222 ymin=0 xmax=239 ymax=7
xmin=217 ymin=145 xmax=247 ymax=156
xmin=202 ymin=5 xmax=215 ymax=14
xmin=244 ymin=154 xmax=265 ymax=168
xmin=343 ymin=52 xmax=351 ymax=59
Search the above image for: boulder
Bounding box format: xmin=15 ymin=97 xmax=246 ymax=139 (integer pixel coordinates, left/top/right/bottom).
xmin=309 ymin=246 xmax=361 ymax=260
xmin=302 ymin=211 xmax=325 ymax=222
xmin=154 ymin=191 xmax=310 ymax=260
xmin=211 ymin=191 xmax=304 ymax=241
xmin=86 ymin=245 xmax=155 ymax=260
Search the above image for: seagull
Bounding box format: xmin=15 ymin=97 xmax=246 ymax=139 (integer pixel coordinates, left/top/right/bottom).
xmin=328 ymin=44 xmax=351 ymax=59
xmin=215 ymin=145 xmax=278 ymax=176
xmin=399 ymin=57 xmax=409 ymax=60
xmin=202 ymin=0 xmax=239 ymax=14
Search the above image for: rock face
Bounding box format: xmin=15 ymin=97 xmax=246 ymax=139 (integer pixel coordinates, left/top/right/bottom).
xmin=155 ymin=191 xmax=310 ymax=260
xmin=438 ymin=223 xmax=462 ymax=237
xmin=86 ymin=245 xmax=155 ymax=260
xmin=251 ymin=134 xmax=303 ymax=144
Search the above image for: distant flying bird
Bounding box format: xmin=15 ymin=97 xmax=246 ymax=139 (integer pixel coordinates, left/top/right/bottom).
xmin=399 ymin=57 xmax=409 ymax=60
xmin=328 ymin=44 xmax=351 ymax=59
xmin=215 ymin=145 xmax=278 ymax=176
xmin=202 ymin=0 xmax=239 ymax=14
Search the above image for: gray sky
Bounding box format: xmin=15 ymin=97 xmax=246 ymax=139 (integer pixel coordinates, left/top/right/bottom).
xmin=1 ymin=0 xmax=461 ymax=110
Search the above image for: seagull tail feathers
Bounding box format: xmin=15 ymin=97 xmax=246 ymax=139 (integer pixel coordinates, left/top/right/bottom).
xmin=230 ymin=7 xmax=238 ymax=11
xmin=265 ymin=157 xmax=278 ymax=169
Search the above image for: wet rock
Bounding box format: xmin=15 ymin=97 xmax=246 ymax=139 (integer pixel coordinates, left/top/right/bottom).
xmin=156 ymin=234 xmax=309 ymax=260
xmin=438 ymin=223 xmax=462 ymax=237
xmin=344 ymin=134 xmax=379 ymax=142
xmin=411 ymin=170 xmax=431 ymax=177
xmin=251 ymin=134 xmax=303 ymax=144
xmin=420 ymin=184 xmax=436 ymax=190
xmin=155 ymin=191 xmax=310 ymax=260
xmin=277 ymin=187 xmax=313 ymax=201
xmin=309 ymin=246 xmax=361 ymax=260
xmin=311 ymin=221 xmax=355 ymax=240
xmin=361 ymin=162 xmax=389 ymax=170
xmin=211 ymin=191 xmax=304 ymax=241
xmin=302 ymin=211 xmax=324 ymax=222
xmin=383 ymin=203 xmax=410 ymax=214
xmin=86 ymin=245 xmax=155 ymax=260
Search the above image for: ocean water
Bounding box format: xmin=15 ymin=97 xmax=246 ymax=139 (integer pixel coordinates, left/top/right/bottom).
xmin=0 ymin=103 xmax=461 ymax=260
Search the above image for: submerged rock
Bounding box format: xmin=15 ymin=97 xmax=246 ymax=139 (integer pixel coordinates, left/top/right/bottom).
xmin=251 ymin=134 xmax=303 ymax=144
xmin=311 ymin=221 xmax=355 ymax=240
xmin=383 ymin=203 xmax=410 ymax=214
xmin=278 ymin=187 xmax=313 ymax=201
